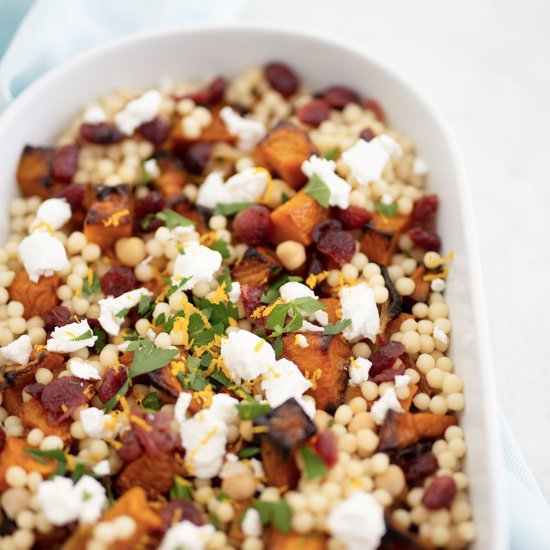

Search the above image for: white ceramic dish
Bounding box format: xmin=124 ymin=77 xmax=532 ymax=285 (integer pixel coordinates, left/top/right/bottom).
xmin=0 ymin=25 xmax=506 ymax=549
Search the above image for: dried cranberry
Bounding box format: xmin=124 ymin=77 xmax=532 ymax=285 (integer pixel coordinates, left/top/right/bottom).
xmin=52 ymin=183 xmax=86 ymax=209
xmin=41 ymin=377 xmax=93 ymax=424
xmin=335 ymin=206 xmax=372 ymax=229
xmin=316 ymin=230 xmax=355 ymax=266
xmin=421 ymin=476 xmax=457 ymax=510
xmin=101 ymin=267 xmax=137 ymax=297
xmin=25 ymin=384 xmax=45 ymax=400
xmin=0 ymin=427 xmax=5 ymax=452
xmin=241 ymin=284 xmax=263 ymax=317
xmin=412 ymin=194 xmax=439 ymax=228
xmin=233 ymin=205 xmax=273 ymax=246
xmin=161 ymin=500 xmax=203 ymax=529
xmin=363 ymin=99 xmax=386 ymax=122
xmin=134 ymin=191 xmax=165 ymax=231
xmin=137 ymin=117 xmax=169 ymax=146
xmin=312 ymin=429 xmax=338 ymax=467
xmin=403 ymin=451 xmax=438 ymax=484
xmin=80 ymin=122 xmax=125 ymax=144
xmin=371 ymin=361 xmax=406 ymax=383
xmin=312 ymin=219 xmax=343 ymax=243
xmin=51 ymin=144 xmax=79 ymax=183
xmin=43 ymin=306 xmax=72 ymax=331
xmin=132 ymin=410 xmax=180 ymax=458
xmin=370 ymin=341 xmax=406 ymax=378
xmin=187 ymin=76 xmax=226 ymax=105
xmin=408 ymin=227 xmax=441 ymax=252
xmin=359 ymin=128 xmax=376 ymax=142
xmin=183 ymin=142 xmax=212 ymax=175
xmin=323 ymin=86 xmax=360 ymax=109
xmin=98 ymin=366 xmax=128 ymax=403
xmin=265 ymin=62 xmax=300 ymax=98
xmin=297 ymin=99 xmax=331 ymax=127
xmin=118 ymin=429 xmax=143 ymax=462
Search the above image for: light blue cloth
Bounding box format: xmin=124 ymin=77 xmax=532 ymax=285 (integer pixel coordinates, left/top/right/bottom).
xmin=0 ymin=2 xmax=549 ymax=548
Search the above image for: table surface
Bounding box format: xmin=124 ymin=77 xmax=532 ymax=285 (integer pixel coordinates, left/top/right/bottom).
xmin=244 ymin=0 xmax=550 ymax=500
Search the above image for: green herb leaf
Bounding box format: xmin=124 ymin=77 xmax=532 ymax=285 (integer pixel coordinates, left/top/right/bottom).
xmin=304 ymin=174 xmax=330 ymax=208
xmin=213 ymin=202 xmax=254 ymax=216
xmin=252 ymin=500 xmax=292 ymax=533
xmin=293 ymin=297 xmax=326 ymax=314
xmin=300 ymin=445 xmax=328 ymax=480
xmin=216 ymin=492 xmax=230 ymax=501
xmin=23 ymin=448 xmax=67 ymax=476
xmin=74 ymin=329 xmax=93 ymax=342
xmin=209 ymin=512 xmax=221 ymax=529
xmin=238 ymin=446 xmax=261 ymax=458
xmin=156 ymin=209 xmax=194 ymax=230
xmin=265 ymin=303 xmax=293 ymax=332
xmin=273 ymin=335 xmax=283 ymax=358
xmin=170 ymin=476 xmax=193 ymax=500
xmin=115 ymin=308 xmax=129 ymax=319
xmin=93 ymin=328 xmax=106 ymax=353
xmin=323 ymin=146 xmax=340 ymax=161
xmin=323 ymin=318 xmax=352 ymax=335
xmin=103 ymin=377 xmax=131 ymax=413
xmin=210 ymin=240 xmax=230 ymax=260
xmin=138 ymin=294 xmax=154 ymax=317
xmin=128 ymin=339 xmax=179 ymax=378
xmin=81 ymin=271 xmax=100 ymax=299
xmin=236 ymin=401 xmax=272 ymax=421
xmin=142 ymin=391 xmax=162 ymax=412
xmin=374 ymin=202 xmax=398 ymax=217
xmin=218 ymin=268 xmax=233 ymax=292
xmin=71 ymin=462 xmax=86 ymax=482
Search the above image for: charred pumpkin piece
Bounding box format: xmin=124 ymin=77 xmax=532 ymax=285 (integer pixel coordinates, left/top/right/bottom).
xmin=255 ymin=121 xmax=317 ymax=189
xmin=321 ymin=297 xmax=341 ymax=324
xmin=282 ymin=332 xmax=350 ymax=412
xmin=0 ymin=349 xmax=64 ymax=415
xmin=169 ymin=196 xmax=210 ymax=235
xmin=0 ymin=438 xmax=56 ymax=491
xmin=265 ymin=529 xmax=328 ymax=550
xmin=147 ymin=365 xmax=184 ymax=400
xmin=232 ymin=246 xmax=282 ymax=286
xmin=399 ymin=384 xmax=418 ymax=412
xmin=21 ymin=398 xmax=71 ymax=441
xmin=115 ymin=450 xmax=186 ymax=496
xmin=270 ymin=191 xmax=329 ymax=246
xmin=152 ymin=151 xmax=187 ymax=197
xmin=380 ymin=522 xmax=431 ymax=550
xmin=16 ymin=145 xmax=55 ymax=198
xmin=408 ymin=266 xmax=431 ymax=304
xmin=360 ymin=212 xmax=412 ymax=266
xmin=259 ymin=437 xmax=300 ymax=489
xmin=378 ymin=264 xmax=403 ymax=335
xmin=84 ymin=184 xmax=133 ymax=251
xmin=378 ymin=410 xmax=458 ymax=452
xmin=8 ymin=271 xmax=60 ymax=319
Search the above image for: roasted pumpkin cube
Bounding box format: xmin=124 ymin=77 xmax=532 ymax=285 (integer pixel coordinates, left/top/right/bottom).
xmin=16 ymin=145 xmax=55 ymax=198
xmin=21 ymin=398 xmax=71 ymax=441
xmin=8 ymin=271 xmax=60 ymax=319
xmin=282 ymin=332 xmax=350 ymax=412
xmin=321 ymin=297 xmax=341 ymax=325
xmin=232 ymin=246 xmax=282 ymax=286
xmin=259 ymin=438 xmax=300 ymax=489
xmin=84 ymin=184 xmax=133 ymax=251
xmin=408 ymin=266 xmax=431 ymax=304
xmin=378 ymin=410 xmax=458 ymax=452
xmin=270 ymin=191 xmax=328 ymax=246
xmin=361 ymin=212 xmax=412 ymax=265
xmin=256 ymin=121 xmax=317 ymax=189
xmin=153 ymin=151 xmax=187 ymax=197
xmin=265 ymin=529 xmax=328 ymax=550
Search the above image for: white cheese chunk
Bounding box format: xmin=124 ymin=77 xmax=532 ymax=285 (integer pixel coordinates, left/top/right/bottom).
xmin=295 ymin=334 xmax=309 ymax=348
xmin=208 ymin=393 xmax=239 ymax=425
xmin=227 ymin=281 xmax=241 ymax=304
xmin=349 ymin=356 xmax=372 ymax=386
xmin=327 ymin=492 xmax=386 ymax=550
xmin=241 ymin=508 xmax=263 ymax=538
xmin=413 ymin=156 xmax=429 ymax=176
xmin=73 ymin=475 xmax=107 ymax=524
xmin=159 ymin=520 xmax=214 ymax=550
xmin=91 ymin=460 xmax=111 ymax=476
xmin=220 ymin=329 xmax=275 ymax=383
xmin=46 ymin=320 xmax=97 ymax=353
xmin=301 ymin=155 xmax=352 ymax=209
xmin=339 ymin=283 xmax=380 ymax=343
xmin=433 ymin=326 xmax=449 ymax=345
xmin=143 ymin=158 xmax=161 ymax=179
xmin=114 ymin=89 xmax=161 ymax=135
xmin=18 ymin=230 xmax=69 ymax=283
xmin=395 ymin=374 xmax=411 ymax=388
xmin=0 ymin=335 xmax=32 ymax=365
xmin=370 ymin=388 xmax=403 ymax=425
xmin=174 ymin=392 xmax=192 ymax=424
xmin=98 ymin=288 xmax=152 ymax=336
xmin=82 ymin=105 xmax=107 ymax=124
xmin=68 ymin=358 xmax=101 ymax=380
xmin=80 ymin=407 xmax=113 ymax=438
xmin=279 ymin=281 xmax=328 ymax=327
xmin=219 ymin=106 xmax=266 ymax=151
xmin=172 ymin=242 xmax=222 ymax=290
xmin=33 ymin=198 xmax=72 ymax=231
xmin=261 ymin=358 xmax=311 ymax=408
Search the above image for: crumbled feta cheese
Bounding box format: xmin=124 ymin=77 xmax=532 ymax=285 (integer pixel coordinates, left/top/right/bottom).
xmin=220 ymin=330 xmax=275 ymax=383
xmin=241 ymin=508 xmax=263 ymax=538
xmin=340 ymin=283 xmax=380 ymax=343
xmin=301 ymin=155 xmax=352 ymax=209
xmin=37 ymin=475 xmax=107 ymax=526
xmin=46 ymin=320 xmax=97 ymax=353
xmin=227 ymin=281 xmax=241 ymax=304
xmin=172 ymin=242 xmax=222 ymax=290
xmin=98 ymin=288 xmax=152 ymax=336
xmin=380 ymin=193 xmax=393 ymax=205
xmin=174 ymin=392 xmax=192 ymax=424
xmin=370 ymin=388 xmax=402 ymax=425
xmin=327 ymin=492 xmax=386 ymax=550
xmin=413 ymin=156 xmax=429 ymax=176
xmin=349 ymin=357 xmax=372 ymax=386
xmin=143 ymin=158 xmax=161 ymax=179
xmin=91 ymin=460 xmax=111 ymax=476
xmin=196 ymin=169 xmax=269 ymax=210
xmin=0 ymin=335 xmax=32 ymax=365
xmin=395 ymin=374 xmax=411 ymax=388
xmin=431 ymin=278 xmax=446 ymax=292
xmin=342 ymin=135 xmax=403 ymax=186
xmin=433 ymin=326 xmax=449 ymax=345
xmin=279 ymin=281 xmax=327 ymax=327
xmin=219 ymin=106 xmax=266 ymax=151
xmin=33 ymin=198 xmax=71 ymax=231
xmin=114 ymin=89 xmax=161 ymax=135
xmin=261 ymin=358 xmax=311 ymax=408
xmin=68 ymin=358 xmax=101 ymax=380
xmin=208 ymin=393 xmax=239 ymax=425
xmin=82 ymin=105 xmax=107 ymax=124
xmin=80 ymin=407 xmax=113 ymax=438
xmin=295 ymin=334 xmax=309 ymax=348
xmin=159 ymin=520 xmax=214 ymax=550
xmin=18 ymin=230 xmax=69 ymax=283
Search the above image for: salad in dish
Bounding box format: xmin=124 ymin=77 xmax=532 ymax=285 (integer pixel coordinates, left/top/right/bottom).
xmin=0 ymin=61 xmax=475 ymax=549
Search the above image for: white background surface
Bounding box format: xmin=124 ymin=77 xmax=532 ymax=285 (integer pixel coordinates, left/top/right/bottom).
xmin=243 ymin=0 xmax=550 ymax=498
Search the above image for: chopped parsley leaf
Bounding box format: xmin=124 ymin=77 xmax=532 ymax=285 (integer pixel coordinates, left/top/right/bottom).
xmin=304 ymin=173 xmax=330 ymax=208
